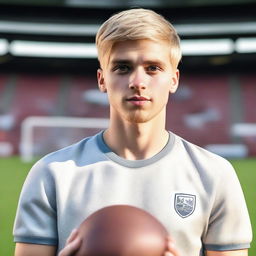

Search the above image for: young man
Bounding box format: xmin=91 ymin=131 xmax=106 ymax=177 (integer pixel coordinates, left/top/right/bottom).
xmin=13 ymin=8 xmax=252 ymax=256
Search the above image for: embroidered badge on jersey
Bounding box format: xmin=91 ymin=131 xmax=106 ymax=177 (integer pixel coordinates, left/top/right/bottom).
xmin=174 ymin=193 xmax=196 ymax=218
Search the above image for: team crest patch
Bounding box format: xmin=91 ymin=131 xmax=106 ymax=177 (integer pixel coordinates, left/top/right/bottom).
xmin=174 ymin=193 xmax=196 ymax=218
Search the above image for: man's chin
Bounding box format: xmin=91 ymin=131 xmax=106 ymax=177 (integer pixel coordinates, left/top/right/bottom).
xmin=125 ymin=112 xmax=151 ymax=124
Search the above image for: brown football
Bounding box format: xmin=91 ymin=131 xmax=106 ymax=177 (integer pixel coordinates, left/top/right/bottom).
xmin=74 ymin=205 xmax=169 ymax=256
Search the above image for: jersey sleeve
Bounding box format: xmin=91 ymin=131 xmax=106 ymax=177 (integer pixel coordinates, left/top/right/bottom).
xmin=13 ymin=159 xmax=58 ymax=246
xmin=203 ymin=160 xmax=252 ymax=251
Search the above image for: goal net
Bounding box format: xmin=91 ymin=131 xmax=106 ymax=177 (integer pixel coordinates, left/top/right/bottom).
xmin=20 ymin=116 xmax=109 ymax=162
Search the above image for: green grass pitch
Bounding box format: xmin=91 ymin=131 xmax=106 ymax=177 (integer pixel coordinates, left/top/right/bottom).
xmin=0 ymin=156 xmax=255 ymax=255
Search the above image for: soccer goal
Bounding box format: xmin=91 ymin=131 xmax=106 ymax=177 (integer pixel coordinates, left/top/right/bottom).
xmin=20 ymin=116 xmax=109 ymax=162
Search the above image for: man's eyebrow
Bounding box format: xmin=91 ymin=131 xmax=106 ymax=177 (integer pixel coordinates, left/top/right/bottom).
xmin=110 ymin=59 xmax=166 ymax=67
xmin=111 ymin=59 xmax=132 ymax=65
xmin=143 ymin=60 xmax=166 ymax=67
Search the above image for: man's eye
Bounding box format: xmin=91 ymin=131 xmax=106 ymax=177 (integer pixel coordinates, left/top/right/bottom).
xmin=147 ymin=66 xmax=160 ymax=72
xmin=114 ymin=65 xmax=130 ymax=73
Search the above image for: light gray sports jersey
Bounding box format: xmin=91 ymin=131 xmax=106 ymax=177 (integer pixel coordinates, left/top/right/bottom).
xmin=13 ymin=131 xmax=252 ymax=255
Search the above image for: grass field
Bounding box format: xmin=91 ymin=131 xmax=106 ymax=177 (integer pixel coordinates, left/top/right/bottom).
xmin=0 ymin=156 xmax=255 ymax=255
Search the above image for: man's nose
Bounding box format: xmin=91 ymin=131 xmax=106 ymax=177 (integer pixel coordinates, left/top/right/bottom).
xmin=129 ymin=69 xmax=147 ymax=90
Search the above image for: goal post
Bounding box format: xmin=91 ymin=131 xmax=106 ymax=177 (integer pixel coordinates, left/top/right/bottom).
xmin=20 ymin=116 xmax=109 ymax=162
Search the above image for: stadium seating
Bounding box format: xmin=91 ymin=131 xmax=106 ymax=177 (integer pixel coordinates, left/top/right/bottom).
xmin=166 ymin=75 xmax=231 ymax=146
xmin=238 ymin=76 xmax=256 ymax=156
xmin=1 ymin=74 xmax=61 ymax=153
xmin=0 ymin=75 xmax=7 ymax=95
xmin=0 ymin=73 xmax=255 ymax=156
xmin=66 ymin=76 xmax=109 ymax=118
xmin=240 ymin=75 xmax=256 ymax=123
xmin=11 ymin=75 xmax=60 ymax=119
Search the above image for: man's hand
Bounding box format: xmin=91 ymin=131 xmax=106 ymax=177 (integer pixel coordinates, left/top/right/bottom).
xmin=164 ymin=237 xmax=181 ymax=256
xmin=58 ymin=229 xmax=82 ymax=256
xmin=59 ymin=232 xmax=180 ymax=256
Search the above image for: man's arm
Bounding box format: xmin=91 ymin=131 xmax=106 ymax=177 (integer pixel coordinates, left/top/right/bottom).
xmin=15 ymin=243 xmax=57 ymax=256
xmin=206 ymin=249 xmax=248 ymax=256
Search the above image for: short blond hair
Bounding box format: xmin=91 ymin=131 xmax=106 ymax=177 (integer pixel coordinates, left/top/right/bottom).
xmin=96 ymin=8 xmax=182 ymax=69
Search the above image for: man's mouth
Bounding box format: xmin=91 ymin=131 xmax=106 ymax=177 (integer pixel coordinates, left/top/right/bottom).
xmin=126 ymin=96 xmax=151 ymax=102
xmin=126 ymin=96 xmax=151 ymax=106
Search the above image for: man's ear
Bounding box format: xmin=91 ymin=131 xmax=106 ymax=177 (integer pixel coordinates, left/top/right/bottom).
xmin=169 ymin=69 xmax=180 ymax=94
xmin=97 ymin=68 xmax=107 ymax=93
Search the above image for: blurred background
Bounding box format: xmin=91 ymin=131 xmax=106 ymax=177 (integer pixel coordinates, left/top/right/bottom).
xmin=0 ymin=0 xmax=256 ymax=159
xmin=0 ymin=0 xmax=255 ymax=255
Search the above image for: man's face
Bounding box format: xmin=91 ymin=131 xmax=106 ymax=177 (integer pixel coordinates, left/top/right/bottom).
xmin=97 ymin=39 xmax=179 ymax=124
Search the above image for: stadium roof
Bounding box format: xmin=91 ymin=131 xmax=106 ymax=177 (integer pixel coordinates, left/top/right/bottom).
xmin=0 ymin=0 xmax=255 ymax=73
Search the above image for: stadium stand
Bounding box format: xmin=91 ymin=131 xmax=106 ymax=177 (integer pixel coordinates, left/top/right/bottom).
xmin=10 ymin=74 xmax=60 ymax=119
xmin=1 ymin=74 xmax=61 ymax=153
xmin=167 ymin=74 xmax=231 ymax=146
xmin=238 ymin=75 xmax=256 ymax=156
xmin=67 ymin=76 xmax=109 ymax=118
xmin=0 ymin=75 xmax=7 ymax=96
xmin=0 ymin=73 xmax=255 ymax=157
xmin=0 ymin=75 xmax=15 ymax=156
xmin=240 ymin=75 xmax=256 ymax=123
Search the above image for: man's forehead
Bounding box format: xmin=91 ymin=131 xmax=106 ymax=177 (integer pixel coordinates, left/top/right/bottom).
xmin=111 ymin=39 xmax=168 ymax=53
xmin=110 ymin=50 xmax=166 ymax=65
xmin=104 ymin=39 xmax=172 ymax=68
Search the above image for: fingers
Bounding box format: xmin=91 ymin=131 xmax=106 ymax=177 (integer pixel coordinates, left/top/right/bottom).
xmin=58 ymin=237 xmax=81 ymax=256
xmin=58 ymin=229 xmax=82 ymax=256
xmin=165 ymin=253 xmax=175 ymax=256
xmin=164 ymin=236 xmax=181 ymax=256
xmin=66 ymin=229 xmax=78 ymax=244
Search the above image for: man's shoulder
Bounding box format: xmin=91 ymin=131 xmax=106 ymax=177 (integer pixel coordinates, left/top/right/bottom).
xmin=36 ymin=132 xmax=103 ymax=168
xmin=45 ymin=136 xmax=94 ymax=160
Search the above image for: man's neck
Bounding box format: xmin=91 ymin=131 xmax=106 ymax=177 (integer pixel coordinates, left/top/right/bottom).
xmin=103 ymin=119 xmax=169 ymax=161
